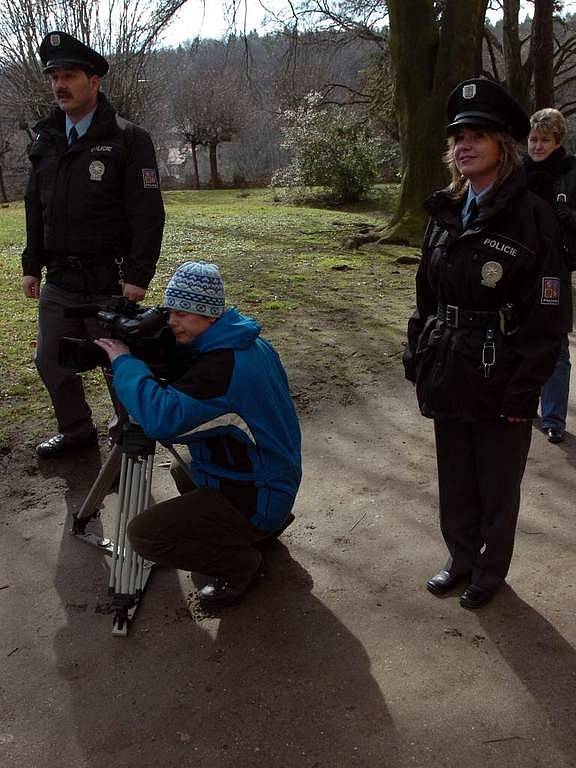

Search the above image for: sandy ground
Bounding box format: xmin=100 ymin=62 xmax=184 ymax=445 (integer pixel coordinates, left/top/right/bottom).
xmin=1 ymin=344 xmax=576 ymax=768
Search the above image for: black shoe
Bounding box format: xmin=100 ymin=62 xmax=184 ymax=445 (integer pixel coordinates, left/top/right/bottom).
xmin=36 ymin=429 xmax=98 ymax=458
xmin=459 ymin=584 xmax=496 ymax=609
xmin=197 ymin=554 xmax=265 ymax=609
xmin=426 ymin=569 xmax=468 ymax=596
xmin=545 ymin=427 xmax=565 ymax=444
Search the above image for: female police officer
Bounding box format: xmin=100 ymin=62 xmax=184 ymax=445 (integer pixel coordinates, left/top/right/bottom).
xmin=403 ymin=79 xmax=567 ymax=609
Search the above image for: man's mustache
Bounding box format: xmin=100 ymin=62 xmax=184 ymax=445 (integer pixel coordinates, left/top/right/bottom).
xmin=56 ymin=90 xmax=71 ymax=98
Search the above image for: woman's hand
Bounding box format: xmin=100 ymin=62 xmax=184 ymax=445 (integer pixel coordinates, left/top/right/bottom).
xmin=94 ymin=338 xmax=131 ymax=363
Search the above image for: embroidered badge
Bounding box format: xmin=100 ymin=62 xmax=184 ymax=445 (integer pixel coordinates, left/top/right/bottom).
xmin=541 ymin=276 xmax=560 ymax=305
xmin=91 ymin=145 xmax=113 ymax=153
xmin=89 ymin=160 xmax=105 ymax=181
xmin=462 ymin=83 xmax=476 ymax=99
xmin=142 ymin=168 xmax=159 ymax=188
xmin=481 ymin=261 xmax=504 ymax=288
xmin=50 ymin=33 xmax=61 ymax=47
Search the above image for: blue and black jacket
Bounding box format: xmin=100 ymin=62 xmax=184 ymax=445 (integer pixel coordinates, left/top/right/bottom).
xmin=111 ymin=307 xmax=302 ymax=532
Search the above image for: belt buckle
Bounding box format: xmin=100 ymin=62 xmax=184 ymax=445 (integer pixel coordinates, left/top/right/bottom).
xmin=445 ymin=304 xmax=459 ymax=328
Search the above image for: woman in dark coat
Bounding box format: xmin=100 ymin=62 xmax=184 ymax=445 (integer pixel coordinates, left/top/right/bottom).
xmin=403 ymin=79 xmax=568 ymax=609
xmin=525 ymin=107 xmax=576 ymax=444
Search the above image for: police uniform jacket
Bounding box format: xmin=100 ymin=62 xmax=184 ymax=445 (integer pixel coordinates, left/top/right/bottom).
xmin=22 ymin=92 xmax=165 ymax=295
xmin=403 ymin=167 xmax=567 ymax=421
xmin=525 ymin=147 xmax=576 ymax=331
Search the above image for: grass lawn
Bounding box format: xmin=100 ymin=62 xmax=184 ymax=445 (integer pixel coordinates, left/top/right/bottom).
xmin=0 ymin=187 xmax=419 ymax=451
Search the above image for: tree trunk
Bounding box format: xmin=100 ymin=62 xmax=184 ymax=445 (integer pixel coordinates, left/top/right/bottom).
xmin=532 ymin=0 xmax=554 ymax=109
xmin=208 ymin=140 xmax=221 ymax=188
xmin=381 ymin=0 xmax=488 ymax=245
xmin=0 ymin=165 xmax=7 ymax=203
xmin=191 ymin=143 xmax=200 ymax=189
xmin=502 ymin=0 xmax=533 ymax=111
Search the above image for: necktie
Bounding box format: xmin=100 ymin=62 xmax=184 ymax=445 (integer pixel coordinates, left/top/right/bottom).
xmin=464 ymin=198 xmax=479 ymax=229
xmin=68 ymin=125 xmax=78 ymax=145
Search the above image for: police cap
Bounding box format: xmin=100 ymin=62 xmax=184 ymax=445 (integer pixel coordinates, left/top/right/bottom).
xmin=446 ymin=78 xmax=529 ymax=142
xmin=39 ymin=31 xmax=109 ymax=77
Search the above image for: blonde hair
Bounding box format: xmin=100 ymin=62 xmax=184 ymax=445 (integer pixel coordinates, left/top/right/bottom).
xmin=443 ymin=130 xmax=523 ymax=199
xmin=529 ymin=108 xmax=566 ymax=143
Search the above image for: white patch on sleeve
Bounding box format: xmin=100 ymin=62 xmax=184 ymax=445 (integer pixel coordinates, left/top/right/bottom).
xmin=175 ymin=413 xmax=256 ymax=444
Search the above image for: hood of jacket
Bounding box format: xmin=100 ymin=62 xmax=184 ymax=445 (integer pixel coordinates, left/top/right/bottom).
xmin=191 ymin=307 xmax=261 ymax=354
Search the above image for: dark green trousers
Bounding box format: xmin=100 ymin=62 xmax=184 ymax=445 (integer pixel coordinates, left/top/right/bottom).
xmin=126 ymin=462 xmax=265 ymax=584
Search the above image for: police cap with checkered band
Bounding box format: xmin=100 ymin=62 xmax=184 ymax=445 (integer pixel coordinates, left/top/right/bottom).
xmin=39 ymin=31 xmax=109 ymax=77
xmin=446 ymin=78 xmax=530 ymax=141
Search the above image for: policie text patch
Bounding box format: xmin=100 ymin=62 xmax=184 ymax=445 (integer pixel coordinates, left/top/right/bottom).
xmin=541 ymin=276 xmax=560 ymax=305
xmin=142 ymin=168 xmax=159 ymax=189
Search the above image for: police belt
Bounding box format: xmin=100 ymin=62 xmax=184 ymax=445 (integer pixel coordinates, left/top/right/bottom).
xmin=437 ymin=304 xmax=498 ymax=329
xmin=47 ymin=249 xmax=113 ymax=269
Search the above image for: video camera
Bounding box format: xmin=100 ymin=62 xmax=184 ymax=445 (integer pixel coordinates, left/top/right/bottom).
xmin=59 ymin=297 xmax=179 ymax=379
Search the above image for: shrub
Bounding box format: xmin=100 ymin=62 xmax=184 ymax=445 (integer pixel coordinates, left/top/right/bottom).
xmin=272 ymin=92 xmax=384 ymax=203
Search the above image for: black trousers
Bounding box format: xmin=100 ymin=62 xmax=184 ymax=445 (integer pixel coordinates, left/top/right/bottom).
xmin=127 ymin=462 xmax=266 ymax=585
xmin=36 ymin=283 xmax=102 ymax=435
xmin=433 ymin=418 xmax=532 ymax=589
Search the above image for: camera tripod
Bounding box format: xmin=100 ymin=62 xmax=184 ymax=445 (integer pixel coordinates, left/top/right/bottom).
xmin=71 ymin=420 xmax=187 ymax=636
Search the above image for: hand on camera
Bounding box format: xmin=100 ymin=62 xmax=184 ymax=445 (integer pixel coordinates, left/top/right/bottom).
xmin=122 ymin=283 xmax=146 ymax=302
xmin=94 ymin=338 xmax=131 ymax=362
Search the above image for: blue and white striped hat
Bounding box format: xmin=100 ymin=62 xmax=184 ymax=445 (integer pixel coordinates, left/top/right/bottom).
xmin=163 ymin=262 xmax=225 ymax=317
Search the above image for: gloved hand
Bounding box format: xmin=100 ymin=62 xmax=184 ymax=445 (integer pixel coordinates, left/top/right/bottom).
xmin=555 ymin=203 xmax=576 ymax=228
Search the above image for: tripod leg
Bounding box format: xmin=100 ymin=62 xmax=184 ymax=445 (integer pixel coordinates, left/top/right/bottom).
xmin=72 ymin=445 xmax=123 ymax=533
xmin=109 ymin=454 xmax=133 ymax=592
xmin=130 ymin=454 xmax=154 ymax=594
xmin=110 ymin=453 xmax=156 ymax=636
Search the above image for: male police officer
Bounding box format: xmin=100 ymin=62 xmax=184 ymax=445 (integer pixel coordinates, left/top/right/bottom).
xmin=22 ymin=31 xmax=165 ymax=458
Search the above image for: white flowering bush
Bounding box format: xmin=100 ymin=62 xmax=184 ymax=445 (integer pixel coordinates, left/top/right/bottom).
xmin=272 ymin=92 xmax=383 ymax=203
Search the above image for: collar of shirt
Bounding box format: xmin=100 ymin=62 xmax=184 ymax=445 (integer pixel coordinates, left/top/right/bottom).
xmin=66 ymin=107 xmax=97 ymax=141
xmin=461 ymin=184 xmax=493 ymax=223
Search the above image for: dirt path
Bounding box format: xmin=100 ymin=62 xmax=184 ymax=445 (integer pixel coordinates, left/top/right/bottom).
xmin=1 ymin=347 xmax=576 ymax=768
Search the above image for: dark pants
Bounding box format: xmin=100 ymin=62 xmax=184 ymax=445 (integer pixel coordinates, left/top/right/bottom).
xmin=433 ymin=418 xmax=532 ymax=589
xmin=36 ymin=283 xmax=112 ymax=436
xmin=127 ymin=462 xmax=266 ymax=584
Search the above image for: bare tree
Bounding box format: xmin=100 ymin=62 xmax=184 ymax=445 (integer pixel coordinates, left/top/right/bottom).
xmin=0 ymin=0 xmax=187 ymax=128
xmin=171 ymin=42 xmax=248 ymax=188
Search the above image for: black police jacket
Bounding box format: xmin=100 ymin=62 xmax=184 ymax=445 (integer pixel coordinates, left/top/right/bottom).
xmin=525 ymin=148 xmax=576 ymax=330
xmin=403 ymin=168 xmax=568 ymax=421
xmin=22 ymin=92 xmax=165 ymax=295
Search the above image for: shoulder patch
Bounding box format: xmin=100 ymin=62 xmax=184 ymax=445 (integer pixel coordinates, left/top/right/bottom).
xmin=541 ymin=276 xmax=560 ymax=305
xmin=142 ymin=168 xmax=159 ymax=189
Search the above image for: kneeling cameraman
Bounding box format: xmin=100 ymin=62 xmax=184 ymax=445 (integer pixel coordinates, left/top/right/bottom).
xmin=95 ymin=262 xmax=302 ymax=609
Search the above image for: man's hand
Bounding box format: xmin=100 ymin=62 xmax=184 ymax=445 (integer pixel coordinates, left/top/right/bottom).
xmin=123 ymin=283 xmax=146 ymax=302
xmin=555 ymin=203 xmax=576 ymax=229
xmin=94 ymin=338 xmax=131 ymax=363
xmin=22 ymin=275 xmax=41 ymax=299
